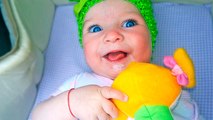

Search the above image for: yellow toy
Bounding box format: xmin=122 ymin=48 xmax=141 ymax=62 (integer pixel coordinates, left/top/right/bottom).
xmin=112 ymin=48 xmax=196 ymax=120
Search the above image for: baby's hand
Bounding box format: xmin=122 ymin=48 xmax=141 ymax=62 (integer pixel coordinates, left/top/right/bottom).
xmin=69 ymin=85 xmax=128 ymax=120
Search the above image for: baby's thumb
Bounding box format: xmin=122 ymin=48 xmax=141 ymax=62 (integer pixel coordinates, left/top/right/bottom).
xmin=100 ymin=87 xmax=128 ymax=102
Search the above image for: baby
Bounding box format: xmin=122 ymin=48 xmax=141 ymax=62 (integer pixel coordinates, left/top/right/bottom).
xmin=32 ymin=0 xmax=201 ymax=120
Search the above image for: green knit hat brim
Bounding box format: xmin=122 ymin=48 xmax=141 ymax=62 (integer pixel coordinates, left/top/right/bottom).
xmin=70 ymin=0 xmax=158 ymax=51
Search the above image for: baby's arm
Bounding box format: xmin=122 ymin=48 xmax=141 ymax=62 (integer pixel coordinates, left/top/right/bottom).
xmin=32 ymin=85 xmax=127 ymax=120
xmin=171 ymin=90 xmax=203 ymax=120
xmin=32 ymin=90 xmax=72 ymax=120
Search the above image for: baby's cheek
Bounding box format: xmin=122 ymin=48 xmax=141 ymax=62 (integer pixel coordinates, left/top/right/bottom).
xmin=136 ymin=47 xmax=152 ymax=62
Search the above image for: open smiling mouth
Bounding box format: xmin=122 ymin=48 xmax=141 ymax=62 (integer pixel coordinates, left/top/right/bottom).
xmin=103 ymin=51 xmax=128 ymax=62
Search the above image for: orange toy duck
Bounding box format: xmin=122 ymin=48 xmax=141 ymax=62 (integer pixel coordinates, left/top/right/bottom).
xmin=112 ymin=48 xmax=196 ymax=120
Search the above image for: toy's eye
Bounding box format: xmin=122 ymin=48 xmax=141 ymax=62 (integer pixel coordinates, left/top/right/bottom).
xmin=122 ymin=19 xmax=137 ymax=28
xmin=89 ymin=25 xmax=102 ymax=33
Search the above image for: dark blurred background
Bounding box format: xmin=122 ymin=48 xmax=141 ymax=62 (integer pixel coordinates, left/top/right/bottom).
xmin=0 ymin=9 xmax=11 ymax=57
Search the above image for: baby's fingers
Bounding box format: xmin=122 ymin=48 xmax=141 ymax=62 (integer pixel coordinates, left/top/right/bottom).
xmin=102 ymin=100 xmax=118 ymax=119
xmin=100 ymin=87 xmax=128 ymax=102
xmin=97 ymin=109 xmax=111 ymax=120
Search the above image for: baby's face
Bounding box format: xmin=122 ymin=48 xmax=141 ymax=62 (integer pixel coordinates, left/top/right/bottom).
xmin=83 ymin=0 xmax=152 ymax=79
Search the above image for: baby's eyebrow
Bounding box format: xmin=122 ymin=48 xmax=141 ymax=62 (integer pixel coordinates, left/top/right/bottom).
xmin=84 ymin=19 xmax=91 ymax=25
xmin=83 ymin=11 xmax=142 ymax=27
xmin=124 ymin=11 xmax=142 ymax=17
xmin=84 ymin=15 xmax=97 ymax=24
xmin=120 ymin=13 xmax=143 ymax=20
xmin=83 ymin=19 xmax=94 ymax=28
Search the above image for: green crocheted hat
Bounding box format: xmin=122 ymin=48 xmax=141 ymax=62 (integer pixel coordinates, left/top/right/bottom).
xmin=70 ymin=0 xmax=158 ymax=50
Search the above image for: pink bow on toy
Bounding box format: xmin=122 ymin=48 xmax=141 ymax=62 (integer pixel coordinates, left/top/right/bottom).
xmin=163 ymin=56 xmax=189 ymax=86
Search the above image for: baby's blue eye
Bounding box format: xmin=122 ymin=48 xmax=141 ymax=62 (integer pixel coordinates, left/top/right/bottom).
xmin=123 ymin=19 xmax=137 ymax=28
xmin=89 ymin=25 xmax=102 ymax=33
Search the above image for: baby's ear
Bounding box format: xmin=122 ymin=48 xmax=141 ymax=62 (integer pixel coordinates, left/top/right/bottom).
xmin=174 ymin=48 xmax=196 ymax=88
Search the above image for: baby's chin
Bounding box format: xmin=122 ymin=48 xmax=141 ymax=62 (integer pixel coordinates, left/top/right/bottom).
xmin=112 ymin=64 xmax=125 ymax=72
xmin=94 ymin=63 xmax=128 ymax=80
xmin=108 ymin=63 xmax=126 ymax=80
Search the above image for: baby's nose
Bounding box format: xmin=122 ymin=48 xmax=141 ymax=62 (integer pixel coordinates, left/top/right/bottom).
xmin=103 ymin=30 xmax=124 ymax=43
